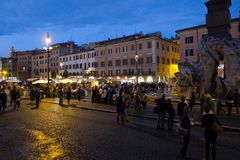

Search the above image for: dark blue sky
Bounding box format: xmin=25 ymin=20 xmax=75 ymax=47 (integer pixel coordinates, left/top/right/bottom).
xmin=0 ymin=0 xmax=239 ymax=55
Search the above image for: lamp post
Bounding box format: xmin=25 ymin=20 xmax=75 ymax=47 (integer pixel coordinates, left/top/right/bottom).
xmin=45 ymin=32 xmax=51 ymax=85
xmin=44 ymin=32 xmax=52 ymax=97
xmin=135 ymin=36 xmax=139 ymax=84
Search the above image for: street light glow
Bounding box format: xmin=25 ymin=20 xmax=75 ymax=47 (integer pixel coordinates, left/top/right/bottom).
xmin=45 ymin=32 xmax=51 ymax=47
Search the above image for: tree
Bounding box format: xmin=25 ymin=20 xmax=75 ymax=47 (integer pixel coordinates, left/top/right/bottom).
xmin=63 ymin=70 xmax=69 ymax=78
xmin=51 ymin=71 xmax=57 ymax=79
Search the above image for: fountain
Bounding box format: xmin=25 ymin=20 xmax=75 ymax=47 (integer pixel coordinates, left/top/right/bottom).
xmin=174 ymin=0 xmax=240 ymax=98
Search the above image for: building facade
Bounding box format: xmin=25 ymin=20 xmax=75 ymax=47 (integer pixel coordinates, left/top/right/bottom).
xmin=31 ymin=41 xmax=78 ymax=79
xmin=176 ymin=18 xmax=240 ymax=62
xmin=94 ymin=32 xmax=180 ymax=82
xmin=59 ymin=49 xmax=97 ymax=76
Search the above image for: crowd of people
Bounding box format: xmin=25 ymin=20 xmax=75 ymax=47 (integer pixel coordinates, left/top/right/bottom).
xmin=153 ymin=92 xmax=222 ymax=160
xmin=0 ymin=81 xmax=238 ymax=160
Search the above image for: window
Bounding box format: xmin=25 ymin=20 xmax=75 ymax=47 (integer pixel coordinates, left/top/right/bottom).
xmin=185 ymin=36 xmax=194 ymax=44
xmin=167 ymin=58 xmax=170 ymax=65
xmin=185 ymin=49 xmax=194 ymax=56
xmin=147 ymin=57 xmax=152 ymax=64
xmin=116 ymin=60 xmax=121 ymax=66
xmin=80 ymin=63 xmax=82 ymax=68
xmin=108 ymin=70 xmax=112 ymax=76
xmin=167 ymin=46 xmax=169 ymax=52
xmin=131 ymin=45 xmax=135 ymax=51
xmin=88 ymin=63 xmax=91 ymax=67
xmin=101 ymin=51 xmax=104 ymax=55
xmin=94 ymin=62 xmax=98 ymax=68
xmin=130 ymin=58 xmax=135 ymax=65
xmin=108 ymin=49 xmax=112 ymax=54
xmin=116 ymin=48 xmax=120 ymax=53
xmin=157 ymin=42 xmax=159 ymax=48
xmin=123 ymin=69 xmax=128 ymax=75
xmin=116 ymin=70 xmax=121 ymax=75
xmin=162 ymin=44 xmax=165 ymax=50
xmin=238 ymin=24 xmax=240 ymax=32
xmin=202 ymin=34 xmax=208 ymax=40
xmin=147 ymin=42 xmax=152 ymax=48
xmin=84 ymin=63 xmax=87 ymax=69
xmin=138 ymin=44 xmax=142 ymax=50
xmin=171 ymin=58 xmax=174 ymax=64
xmin=148 ymin=68 xmax=152 ymax=74
xmin=69 ymin=65 xmax=72 ymax=69
xmin=122 ymin=59 xmax=128 ymax=65
xmin=162 ymin=57 xmax=165 ymax=64
xmin=139 ymin=58 xmax=144 ymax=64
xmin=101 ymin=62 xmax=105 ymax=67
xmin=108 ymin=61 xmax=112 ymax=67
xmin=157 ymin=56 xmax=160 ymax=64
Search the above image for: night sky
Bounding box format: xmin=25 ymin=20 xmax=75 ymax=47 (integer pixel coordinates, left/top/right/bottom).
xmin=0 ymin=0 xmax=239 ymax=55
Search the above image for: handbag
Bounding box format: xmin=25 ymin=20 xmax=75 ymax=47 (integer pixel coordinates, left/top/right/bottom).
xmin=212 ymin=117 xmax=223 ymax=133
xmin=176 ymin=123 xmax=188 ymax=136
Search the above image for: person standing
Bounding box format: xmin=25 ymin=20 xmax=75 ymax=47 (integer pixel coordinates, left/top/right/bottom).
xmin=167 ymin=99 xmax=175 ymax=130
xmin=156 ymin=94 xmax=168 ymax=130
xmin=201 ymin=107 xmax=220 ymax=160
xmin=116 ymin=88 xmax=124 ymax=124
xmin=58 ymin=87 xmax=64 ymax=106
xmin=233 ymin=88 xmax=239 ymax=114
xmin=77 ymin=87 xmax=81 ymax=101
xmin=11 ymin=87 xmax=18 ymax=109
xmin=35 ymin=88 xmax=41 ymax=108
xmin=189 ymin=92 xmax=196 ymax=111
xmin=1 ymin=89 xmax=7 ymax=112
xmin=16 ymin=89 xmax=21 ymax=108
xmin=180 ymin=107 xmax=192 ymax=159
xmin=226 ymin=89 xmax=234 ymax=115
xmin=91 ymin=86 xmax=96 ymax=103
xmin=177 ymin=96 xmax=188 ymax=121
xmin=66 ymin=87 xmax=72 ymax=104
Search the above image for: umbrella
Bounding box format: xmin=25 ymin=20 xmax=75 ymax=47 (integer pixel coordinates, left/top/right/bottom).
xmin=32 ymin=79 xmax=48 ymax=84
xmin=5 ymin=79 xmax=21 ymax=83
xmin=59 ymin=78 xmax=76 ymax=84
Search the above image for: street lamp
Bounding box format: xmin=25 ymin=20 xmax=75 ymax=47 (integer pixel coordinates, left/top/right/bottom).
xmin=44 ymin=32 xmax=52 ymax=97
xmin=45 ymin=32 xmax=51 ymax=85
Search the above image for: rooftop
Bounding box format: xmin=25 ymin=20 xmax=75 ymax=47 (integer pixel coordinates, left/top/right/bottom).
xmin=176 ymin=17 xmax=240 ymax=33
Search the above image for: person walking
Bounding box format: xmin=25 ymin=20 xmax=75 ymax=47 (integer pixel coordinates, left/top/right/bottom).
xmin=1 ymin=89 xmax=7 ymax=112
xmin=189 ymin=92 xmax=196 ymax=111
xmin=16 ymin=89 xmax=21 ymax=108
xmin=156 ymin=94 xmax=168 ymax=130
xmin=35 ymin=88 xmax=41 ymax=108
xmin=58 ymin=87 xmax=64 ymax=106
xmin=226 ymin=89 xmax=234 ymax=115
xmin=177 ymin=96 xmax=188 ymax=121
xmin=201 ymin=107 xmax=221 ymax=160
xmin=180 ymin=107 xmax=192 ymax=159
xmin=166 ymin=99 xmax=175 ymax=130
xmin=116 ymin=88 xmax=124 ymax=124
xmin=66 ymin=87 xmax=72 ymax=104
xmin=91 ymin=86 xmax=96 ymax=103
xmin=11 ymin=87 xmax=18 ymax=109
xmin=233 ymin=88 xmax=239 ymax=114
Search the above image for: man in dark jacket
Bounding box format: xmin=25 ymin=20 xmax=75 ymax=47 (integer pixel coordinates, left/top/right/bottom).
xmin=35 ymin=88 xmax=41 ymax=108
xmin=177 ymin=96 xmax=187 ymax=119
xmin=156 ymin=94 xmax=168 ymax=130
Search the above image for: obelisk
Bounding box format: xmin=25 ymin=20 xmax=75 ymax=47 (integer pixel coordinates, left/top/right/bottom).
xmin=205 ymin=0 xmax=232 ymax=39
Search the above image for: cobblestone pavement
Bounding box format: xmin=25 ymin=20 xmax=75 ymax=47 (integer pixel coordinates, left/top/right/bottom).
xmin=0 ymin=101 xmax=240 ymax=160
xmin=42 ymin=98 xmax=240 ymax=129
